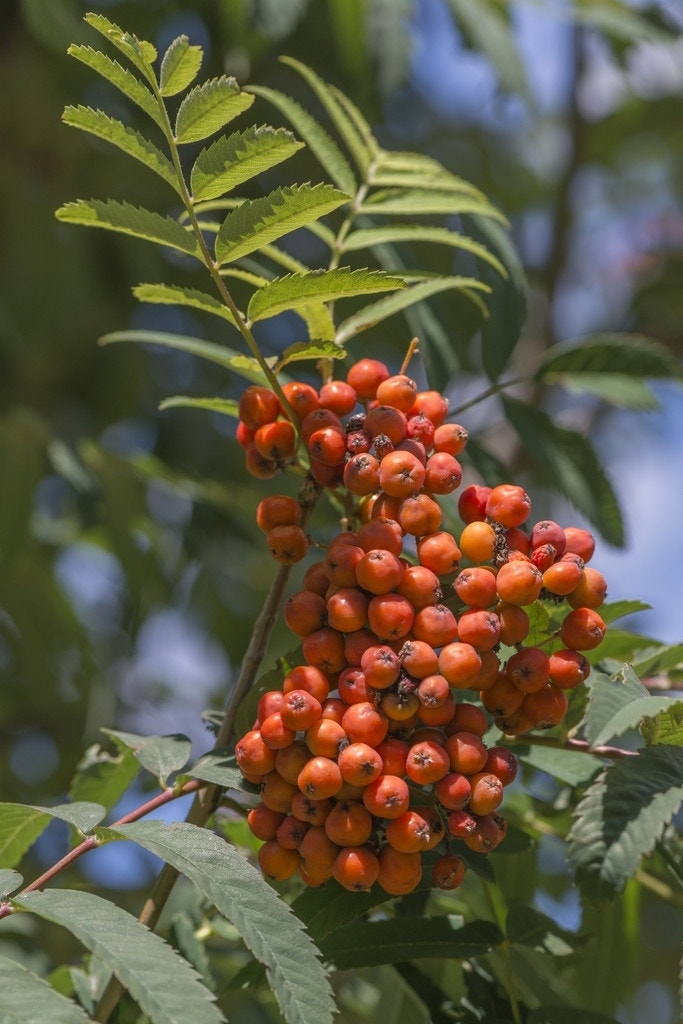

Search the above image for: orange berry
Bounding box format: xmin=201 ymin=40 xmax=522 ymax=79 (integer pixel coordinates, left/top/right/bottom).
xmin=297 ymin=756 xmax=343 ymax=800
xmin=257 ymin=839 xmax=300 ymax=880
xmin=337 ymin=742 xmax=383 ymax=787
xmin=346 ymin=358 xmax=390 ymax=401
xmin=559 ymin=607 xmax=606 ymax=651
xmin=432 ymin=853 xmax=466 ymax=890
xmin=459 ymin=520 xmax=497 ymax=563
xmin=256 ymin=494 xmax=302 ymax=533
xmin=362 ymin=774 xmax=410 ymax=818
xmin=376 ymin=846 xmax=422 ymax=895
xmin=267 ymin=524 xmax=309 ymax=564
xmin=332 ymin=845 xmax=380 ymax=891
xmin=485 ymin=483 xmax=531 ymax=528
xmin=495 ymin=559 xmax=543 ymax=606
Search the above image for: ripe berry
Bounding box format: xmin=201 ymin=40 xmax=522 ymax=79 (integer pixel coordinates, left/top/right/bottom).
xmin=346 ymin=358 xmax=390 ymax=400
xmin=432 ymin=853 xmax=466 ymax=890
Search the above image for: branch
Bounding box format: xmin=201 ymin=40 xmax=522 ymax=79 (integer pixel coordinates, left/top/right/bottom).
xmin=514 ymin=732 xmax=638 ymax=759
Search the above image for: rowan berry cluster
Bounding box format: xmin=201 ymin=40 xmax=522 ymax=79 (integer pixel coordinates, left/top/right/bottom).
xmin=234 ymin=355 xmax=608 ymax=895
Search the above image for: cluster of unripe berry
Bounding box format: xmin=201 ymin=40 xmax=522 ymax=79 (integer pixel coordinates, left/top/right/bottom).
xmin=234 ymin=356 xmax=608 ymax=894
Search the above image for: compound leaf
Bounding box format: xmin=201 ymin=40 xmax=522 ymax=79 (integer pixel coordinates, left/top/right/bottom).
xmin=215 ymin=184 xmax=349 ymax=265
xmin=0 ymin=802 xmax=105 ymax=868
xmin=175 ymin=77 xmax=253 ymax=144
xmin=246 ymin=84 xmax=357 ymax=195
xmin=159 ymin=35 xmax=202 ymax=97
xmin=133 ymin=283 xmax=239 ymax=326
xmin=335 ymin=276 xmax=490 ymax=345
xmin=55 ymin=199 xmax=201 ymax=258
xmin=102 ymin=730 xmax=191 ymax=787
xmin=67 ymin=45 xmax=164 ymax=128
xmin=513 ymin=744 xmax=602 ymax=787
xmin=112 ymin=821 xmax=336 ymax=1024
xmin=248 ymin=268 xmax=405 ymax=322
xmin=0 ymin=953 xmax=91 ymax=1024
xmin=567 ymin=744 xmax=683 ymax=898
xmin=502 ymin=397 xmax=623 ymax=546
xmin=191 ymin=126 xmax=304 ymax=202
xmin=62 ymin=106 xmax=177 ymax=191
xmin=581 ymin=662 xmax=650 ymax=748
xmin=15 ymin=889 xmax=224 ymax=1024
xmin=320 ymin=916 xmax=503 ymax=969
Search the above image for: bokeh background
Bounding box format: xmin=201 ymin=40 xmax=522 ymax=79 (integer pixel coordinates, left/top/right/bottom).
xmin=1 ymin=2 xmax=682 ymax=1021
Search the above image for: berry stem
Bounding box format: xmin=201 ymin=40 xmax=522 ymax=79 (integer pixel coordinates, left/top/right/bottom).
xmin=399 ymin=337 xmax=420 ymax=376
xmin=448 ymin=375 xmax=529 ymax=417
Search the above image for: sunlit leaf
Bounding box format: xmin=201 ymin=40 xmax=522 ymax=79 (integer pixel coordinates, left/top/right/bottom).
xmin=191 ymin=126 xmax=304 ymax=201
xmin=84 ymin=13 xmax=157 ymax=83
xmin=158 ymin=396 xmax=240 ymax=418
xmin=569 ymin=745 xmax=683 ymax=898
xmin=62 ymin=106 xmax=177 ymax=190
xmin=98 ymin=331 xmax=268 ymax=384
xmin=640 ymin=702 xmax=683 ymax=747
xmin=175 ymin=78 xmax=254 ymax=144
xmin=246 ymin=84 xmax=357 ymax=195
xmin=133 ymin=284 xmax=239 ymax=326
xmin=112 ymin=821 xmax=336 ymax=1024
xmin=159 ymin=35 xmax=202 ymax=97
xmin=0 ymin=954 xmax=92 ymax=1024
xmin=248 ymin=268 xmax=405 ymax=322
xmin=215 ymin=184 xmax=349 ymax=265
xmin=277 ymin=340 xmax=347 ymax=370
xmin=15 ymin=889 xmax=224 ymax=1024
xmin=67 ymin=45 xmax=164 ymax=128
xmin=55 ymin=199 xmax=201 ymax=258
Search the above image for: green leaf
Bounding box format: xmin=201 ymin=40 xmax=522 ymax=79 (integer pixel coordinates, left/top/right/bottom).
xmin=133 ymin=284 xmax=239 ymax=326
xmin=98 ymin=331 xmax=268 ymax=384
xmin=248 ymin=268 xmax=405 ymax=323
xmin=527 ymin=1009 xmax=620 ymax=1024
xmin=512 ymin=743 xmax=602 ymax=787
xmin=279 ymin=57 xmax=373 ymax=173
xmin=445 ymin=0 xmax=529 ymax=97
xmin=160 ymin=35 xmax=203 ymax=97
xmin=536 ymin=333 xmax=681 ymax=382
xmin=158 ymin=396 xmax=240 ymax=418
xmin=0 ymin=806 xmax=52 ymax=869
xmin=471 ymin=214 xmax=527 ymax=381
xmin=102 ymin=730 xmax=191 ymax=787
xmin=296 ymin=303 xmax=337 ymax=345
xmin=191 ymin=126 xmax=304 ymax=202
xmin=84 ymin=13 xmax=157 ymax=84
xmin=62 ymin=106 xmax=178 ymax=191
xmin=291 ymin=881 xmax=392 ymax=943
xmin=550 ymin=374 xmax=659 ymax=410
xmin=581 ymin=663 xmax=649 ymax=748
xmin=175 ymin=77 xmax=254 ymax=144
xmin=506 ymin=905 xmax=576 ymax=956
xmin=594 ymin=694 xmax=680 ymax=748
xmin=361 ymin=189 xmax=508 ymax=224
xmin=370 ymin=170 xmax=487 ymax=199
xmin=641 ymin=702 xmax=683 ymax=747
xmin=573 ymin=2 xmax=673 ymax=44
xmin=69 ymin=743 xmax=140 ymax=812
xmin=0 ymin=953 xmax=92 ymax=1024
xmin=319 ymin=916 xmax=503 ymax=969
xmin=55 ymin=199 xmax=201 ymax=258
xmin=335 ymin=276 xmax=491 ymax=345
xmin=0 ymin=869 xmax=23 ymax=898
xmin=214 ymin=184 xmax=349 ymax=265
xmin=567 ymin=744 xmax=683 ymax=898
xmin=502 ymin=397 xmax=624 ymax=546
xmin=67 ymin=46 xmax=164 ymax=128
xmin=598 ymin=599 xmax=651 ymax=624
xmin=632 ymin=642 xmax=683 ymax=678
xmin=375 ymin=150 xmax=485 ymax=198
xmin=15 ymin=889 xmax=224 ymax=1024
xmin=246 ymin=84 xmax=357 ymax=195
xmin=112 ymin=821 xmax=336 ymax=1024
xmin=186 ymin=748 xmax=244 ymax=789
xmin=0 ymin=802 xmax=106 ymax=869
xmin=341 ymin=225 xmax=507 ymax=277
xmin=277 ymin=340 xmax=347 ymax=371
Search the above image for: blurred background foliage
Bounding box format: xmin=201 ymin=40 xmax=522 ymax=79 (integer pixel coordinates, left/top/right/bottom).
xmin=1 ymin=1 xmax=682 ymax=1021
